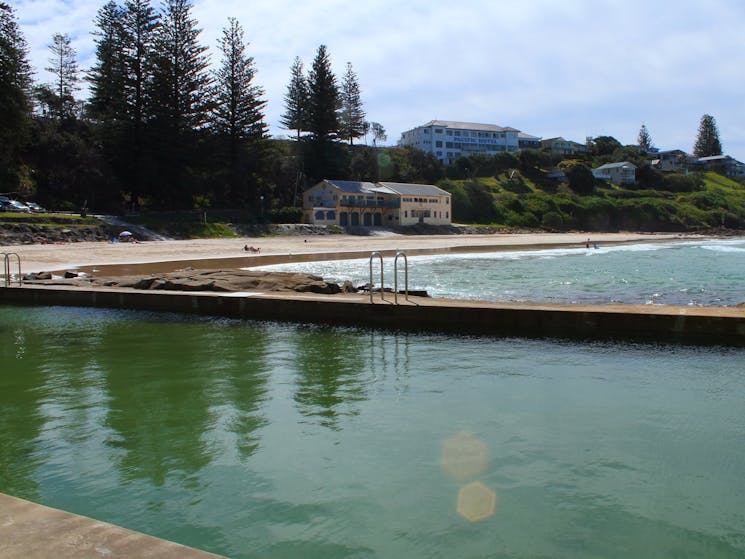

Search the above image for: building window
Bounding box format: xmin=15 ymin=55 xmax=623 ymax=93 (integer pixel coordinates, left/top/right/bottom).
xmin=446 ymin=130 xmax=453 ymax=135
xmin=404 ymin=211 xmax=408 ymax=218
xmin=435 ymin=128 xmax=443 ymax=134
xmin=326 ymin=211 xmax=335 ymax=220
xmin=454 ymin=131 xmax=461 ymax=137
xmin=424 ymin=128 xmax=430 ymax=134
xmin=435 ymin=141 xmax=442 ymax=147
xmin=315 ymin=210 xmax=325 ymax=220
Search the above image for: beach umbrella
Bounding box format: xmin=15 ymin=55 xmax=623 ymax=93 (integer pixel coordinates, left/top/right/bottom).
xmin=119 ymin=231 xmax=132 ymax=237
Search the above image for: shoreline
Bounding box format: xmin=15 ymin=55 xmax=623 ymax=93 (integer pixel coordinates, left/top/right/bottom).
xmin=2 ymin=231 xmax=704 ymax=275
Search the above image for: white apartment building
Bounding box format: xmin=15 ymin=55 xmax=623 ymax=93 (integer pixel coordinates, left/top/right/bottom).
xmin=398 ymin=120 xmax=523 ymax=165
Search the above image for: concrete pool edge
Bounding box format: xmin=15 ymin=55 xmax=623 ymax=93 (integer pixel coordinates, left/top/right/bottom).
xmin=2 ymin=284 xmax=744 ymax=346
xmin=0 ymin=493 xmax=228 ymax=559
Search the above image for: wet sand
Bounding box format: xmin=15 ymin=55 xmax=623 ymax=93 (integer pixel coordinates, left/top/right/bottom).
xmin=3 ymin=231 xmax=697 ymax=274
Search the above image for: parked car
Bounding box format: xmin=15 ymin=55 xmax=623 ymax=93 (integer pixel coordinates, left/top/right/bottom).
xmin=25 ymin=202 xmax=46 ymax=213
xmin=3 ymin=200 xmax=31 ymax=213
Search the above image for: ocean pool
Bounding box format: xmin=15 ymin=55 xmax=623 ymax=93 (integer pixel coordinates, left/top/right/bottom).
xmin=1 ymin=305 xmax=744 ymax=558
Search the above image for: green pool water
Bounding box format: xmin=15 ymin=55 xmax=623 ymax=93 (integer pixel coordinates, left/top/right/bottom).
xmin=1 ymin=305 xmax=744 ymax=558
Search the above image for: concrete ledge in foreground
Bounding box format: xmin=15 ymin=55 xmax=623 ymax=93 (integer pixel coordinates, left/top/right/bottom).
xmin=0 ymin=493 xmax=227 ymax=559
xmin=2 ymin=284 xmax=745 ymax=346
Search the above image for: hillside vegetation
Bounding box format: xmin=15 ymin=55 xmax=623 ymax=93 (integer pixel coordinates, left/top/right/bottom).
xmin=440 ymin=170 xmax=745 ymax=232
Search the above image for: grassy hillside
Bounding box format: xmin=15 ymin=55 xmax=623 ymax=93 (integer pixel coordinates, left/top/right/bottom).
xmin=439 ymin=171 xmax=745 ymax=232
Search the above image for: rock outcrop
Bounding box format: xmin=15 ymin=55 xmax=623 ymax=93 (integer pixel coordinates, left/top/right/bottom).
xmin=23 ymin=269 xmax=344 ymax=294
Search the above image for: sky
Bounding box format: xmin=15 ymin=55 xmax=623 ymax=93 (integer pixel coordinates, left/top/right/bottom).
xmin=13 ymin=0 xmax=745 ymax=161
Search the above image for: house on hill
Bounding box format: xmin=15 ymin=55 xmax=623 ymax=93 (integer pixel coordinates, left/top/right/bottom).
xmin=303 ymin=180 xmax=451 ymax=227
xmin=697 ymin=155 xmax=745 ymax=179
xmin=650 ymin=150 xmax=700 ymax=173
xmin=540 ymin=137 xmax=587 ymax=156
xmin=592 ymin=161 xmax=636 ymax=185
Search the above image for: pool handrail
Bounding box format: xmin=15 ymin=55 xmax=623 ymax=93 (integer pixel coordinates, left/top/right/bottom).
xmin=369 ymin=251 xmax=384 ymax=303
xmin=394 ymin=252 xmax=408 ymax=304
xmin=2 ymin=252 xmax=22 ymax=287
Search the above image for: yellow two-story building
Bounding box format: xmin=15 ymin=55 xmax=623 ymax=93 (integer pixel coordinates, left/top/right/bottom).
xmin=303 ymin=180 xmax=451 ymax=227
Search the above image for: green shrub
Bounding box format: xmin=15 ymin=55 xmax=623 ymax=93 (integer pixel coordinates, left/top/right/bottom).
xmin=662 ymin=173 xmax=703 ymax=193
xmin=541 ymin=211 xmax=564 ymax=230
xmin=270 ymin=206 xmax=303 ymax=223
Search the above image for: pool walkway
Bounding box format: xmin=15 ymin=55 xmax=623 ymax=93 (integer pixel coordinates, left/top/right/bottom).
xmin=2 ymin=283 xmax=744 ymax=346
xmin=0 ymin=493 xmax=227 ymax=559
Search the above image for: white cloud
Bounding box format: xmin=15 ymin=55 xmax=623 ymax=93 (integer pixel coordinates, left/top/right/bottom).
xmin=13 ymin=0 xmax=745 ymax=160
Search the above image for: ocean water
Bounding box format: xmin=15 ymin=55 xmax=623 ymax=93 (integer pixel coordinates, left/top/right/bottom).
xmin=1 ymin=305 xmax=744 ymax=558
xmin=255 ymin=237 xmax=745 ymax=306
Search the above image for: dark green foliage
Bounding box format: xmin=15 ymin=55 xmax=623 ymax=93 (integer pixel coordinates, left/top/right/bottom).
xmin=302 ymin=45 xmax=341 ymax=181
xmin=269 ymin=206 xmax=302 ymax=223
xmin=564 ymin=162 xmax=595 ymax=195
xmin=210 ymin=17 xmax=267 ymax=205
xmin=46 ymin=32 xmax=79 ymax=118
xmin=339 ymin=62 xmax=365 ymax=145
xmin=87 ymin=2 xmax=127 ymax=122
xmin=0 ymin=2 xmax=32 ymax=189
xmin=149 ymin=0 xmax=212 ymax=207
xmin=381 ymin=147 xmax=445 ymax=184
xmin=637 ymin=123 xmax=653 ymax=151
xmin=305 ymin=44 xmax=339 ymax=143
xmin=633 ymin=163 xmax=664 ymax=190
xmin=661 ymin=173 xmax=703 ymax=193
xmin=280 ymin=56 xmax=308 ymax=140
xmin=439 ymin=179 xmax=501 ymax=223
xmin=518 ymin=149 xmax=552 ymax=174
xmin=590 ymin=136 xmax=622 ymax=156
xmin=693 ymin=114 xmax=722 ymax=157
xmin=541 ymin=211 xmax=564 ymax=230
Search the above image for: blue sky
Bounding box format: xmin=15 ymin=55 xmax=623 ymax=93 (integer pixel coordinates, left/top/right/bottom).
xmin=14 ymin=0 xmax=745 ymax=161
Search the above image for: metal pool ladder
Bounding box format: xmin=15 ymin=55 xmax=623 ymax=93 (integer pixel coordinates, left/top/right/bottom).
xmin=368 ymin=251 xmax=409 ymax=304
xmin=369 ymin=251 xmax=384 ymax=303
xmin=394 ymin=251 xmax=409 ymax=304
xmin=2 ymin=252 xmax=22 ymax=287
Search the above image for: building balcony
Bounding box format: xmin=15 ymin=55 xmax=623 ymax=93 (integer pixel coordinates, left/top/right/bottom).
xmin=339 ymin=199 xmax=400 ymax=209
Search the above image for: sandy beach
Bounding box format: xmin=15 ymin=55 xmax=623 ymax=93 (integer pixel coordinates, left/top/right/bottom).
xmin=2 ymin=231 xmax=697 ymax=274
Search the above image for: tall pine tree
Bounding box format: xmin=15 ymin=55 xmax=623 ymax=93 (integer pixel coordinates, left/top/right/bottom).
xmin=339 ymin=62 xmax=365 ymax=145
xmin=280 ymin=56 xmax=308 ymax=140
xmin=303 ymin=44 xmax=342 ymax=181
xmin=121 ymin=0 xmax=159 ymax=207
xmin=150 ymin=0 xmax=212 ymax=207
xmin=306 ymin=44 xmax=339 ymax=143
xmin=45 ymin=33 xmax=79 ymax=119
xmin=211 ymin=17 xmax=267 ymax=204
xmin=637 ymin=123 xmax=653 ymax=152
xmin=87 ymin=2 xmax=127 ymax=123
xmin=0 ymin=1 xmax=32 ymax=189
xmin=693 ymin=114 xmax=723 ymax=157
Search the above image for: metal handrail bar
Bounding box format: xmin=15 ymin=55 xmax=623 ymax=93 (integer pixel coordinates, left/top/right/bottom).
xmin=369 ymin=251 xmax=384 ymax=303
xmin=2 ymin=252 xmax=22 ymax=287
xmin=394 ymin=252 xmax=409 ymax=304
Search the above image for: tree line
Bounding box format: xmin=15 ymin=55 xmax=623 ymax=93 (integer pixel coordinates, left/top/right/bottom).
xmin=0 ymin=0 xmax=400 ymax=214
xmin=2 ymin=1 xmax=731 ymax=216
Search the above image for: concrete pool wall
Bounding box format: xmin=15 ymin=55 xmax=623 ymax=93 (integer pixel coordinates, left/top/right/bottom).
xmin=2 ymin=284 xmax=744 ymax=346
